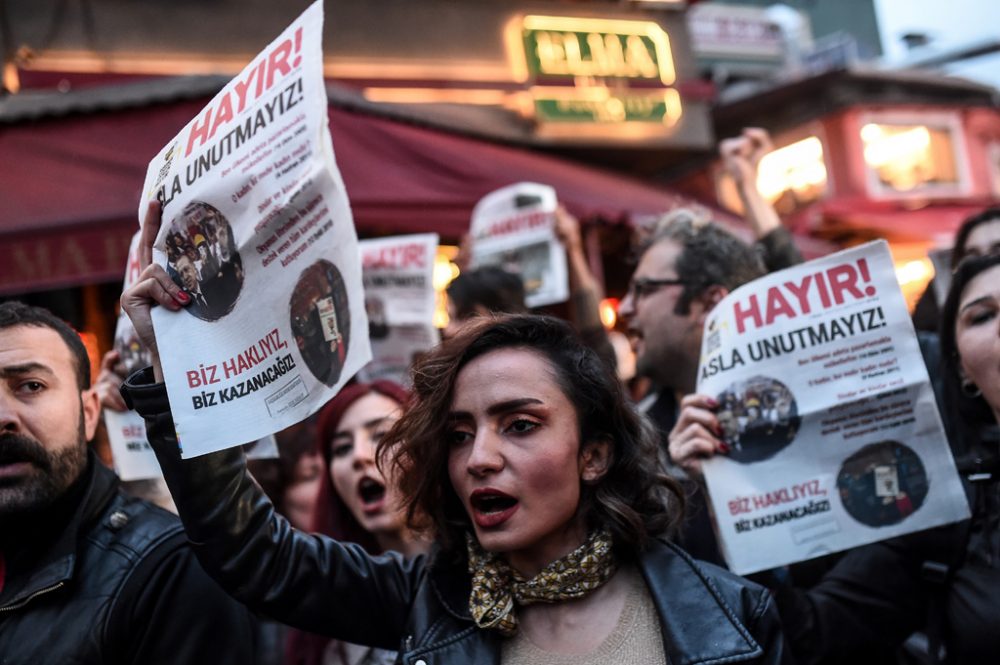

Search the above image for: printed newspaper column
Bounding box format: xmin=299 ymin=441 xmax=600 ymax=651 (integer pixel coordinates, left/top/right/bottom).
xmin=697 ymin=241 xmax=969 ymax=574
xmin=137 ymin=0 xmax=370 ymax=457
xmin=105 ymin=232 xmax=161 ymax=480
xmin=107 ymin=234 xmax=279 ymax=477
xmin=469 ymin=183 xmax=569 ymax=308
xmin=357 ymin=234 xmax=439 ymax=385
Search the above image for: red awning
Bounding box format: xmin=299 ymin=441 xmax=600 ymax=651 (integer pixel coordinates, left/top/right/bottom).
xmin=818 ymin=198 xmax=992 ymax=243
xmin=1 ymin=97 xmax=711 ymax=295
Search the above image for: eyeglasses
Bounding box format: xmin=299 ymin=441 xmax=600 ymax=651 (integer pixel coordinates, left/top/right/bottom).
xmin=625 ymin=277 xmax=685 ymax=301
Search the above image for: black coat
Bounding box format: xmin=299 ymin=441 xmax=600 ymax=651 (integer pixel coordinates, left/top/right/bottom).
xmin=125 ymin=368 xmax=792 ymax=665
xmin=0 ymin=453 xmax=259 ymax=664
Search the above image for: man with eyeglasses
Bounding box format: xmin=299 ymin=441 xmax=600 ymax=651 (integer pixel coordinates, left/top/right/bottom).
xmin=618 ymin=128 xmax=802 ymax=563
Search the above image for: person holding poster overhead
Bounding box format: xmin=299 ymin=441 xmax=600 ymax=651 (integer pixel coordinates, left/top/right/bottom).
xmin=286 ymin=380 xmax=428 ymax=665
xmin=120 ymin=205 xmax=790 ymax=664
xmin=668 ymin=255 xmax=1000 ymax=664
xmin=618 ymin=209 xmax=767 ymax=564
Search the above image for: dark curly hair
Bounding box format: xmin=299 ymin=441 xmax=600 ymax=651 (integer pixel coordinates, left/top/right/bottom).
xmin=639 ymin=210 xmax=765 ymax=315
xmin=381 ymin=314 xmax=684 ymax=556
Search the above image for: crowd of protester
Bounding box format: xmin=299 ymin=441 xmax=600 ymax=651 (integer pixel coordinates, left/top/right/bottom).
xmin=1 ymin=128 xmax=998 ymax=664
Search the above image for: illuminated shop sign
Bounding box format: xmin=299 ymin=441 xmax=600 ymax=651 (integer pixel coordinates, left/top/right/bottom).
xmin=505 ymin=15 xmax=682 ymax=133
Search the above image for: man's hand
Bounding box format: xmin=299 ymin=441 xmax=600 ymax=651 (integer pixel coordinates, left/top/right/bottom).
xmin=553 ymin=205 xmax=583 ymax=253
xmin=668 ymin=393 xmax=729 ymax=478
xmin=719 ymin=127 xmax=773 ymax=189
xmin=120 ymin=200 xmax=191 ymax=381
xmin=719 ymin=127 xmax=783 ymax=238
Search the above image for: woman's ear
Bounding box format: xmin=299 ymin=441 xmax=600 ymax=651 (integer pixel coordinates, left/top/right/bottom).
xmin=580 ymin=438 xmax=612 ymax=483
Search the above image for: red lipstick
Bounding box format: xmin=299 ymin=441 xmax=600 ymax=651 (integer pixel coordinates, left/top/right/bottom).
xmin=469 ymin=488 xmax=519 ymax=528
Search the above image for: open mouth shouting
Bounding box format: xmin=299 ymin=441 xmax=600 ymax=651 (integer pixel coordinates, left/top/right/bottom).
xmin=357 ymin=476 xmax=387 ymax=514
xmin=469 ymin=488 xmax=519 ymax=528
xmin=626 ymin=325 xmax=644 ymax=356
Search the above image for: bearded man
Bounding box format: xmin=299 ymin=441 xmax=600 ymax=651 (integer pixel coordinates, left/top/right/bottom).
xmin=0 ymin=301 xmax=258 ymax=664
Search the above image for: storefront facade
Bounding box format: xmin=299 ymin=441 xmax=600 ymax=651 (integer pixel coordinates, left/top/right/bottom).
xmin=1 ymin=1 xmax=727 ymax=356
xmin=672 ymin=67 xmax=1000 ymax=307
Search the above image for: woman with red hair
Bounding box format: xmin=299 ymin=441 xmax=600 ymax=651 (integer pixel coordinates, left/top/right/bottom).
xmin=287 ymin=380 xmax=428 ymax=665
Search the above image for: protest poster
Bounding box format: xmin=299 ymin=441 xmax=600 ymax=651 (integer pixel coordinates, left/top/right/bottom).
xmin=137 ymin=0 xmax=370 ymax=457
xmin=356 ymin=234 xmax=439 ymax=385
xmin=105 ymin=235 xmax=161 ymax=480
xmin=469 ymin=183 xmax=569 ymax=308
xmin=107 ymin=234 xmax=279 ymax=477
xmin=698 ymin=241 xmax=970 ymax=575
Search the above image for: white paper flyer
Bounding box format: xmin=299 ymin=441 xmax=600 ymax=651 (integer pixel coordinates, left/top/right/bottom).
xmin=355 ymin=233 xmax=439 ymax=385
xmin=137 ymin=0 xmax=370 ymax=457
xmin=108 ymin=233 xmax=280 ymax=476
xmin=469 ymin=182 xmax=569 ymax=308
xmin=698 ymin=241 xmax=970 ymax=574
xmin=105 ymin=234 xmax=161 ymax=480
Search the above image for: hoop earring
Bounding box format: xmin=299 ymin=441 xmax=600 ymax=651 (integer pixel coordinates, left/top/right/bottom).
xmin=961 ymin=379 xmax=982 ymax=398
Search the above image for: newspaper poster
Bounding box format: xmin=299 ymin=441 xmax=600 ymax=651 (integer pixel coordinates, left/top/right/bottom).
xmin=698 ymin=241 xmax=970 ymax=574
xmin=137 ymin=0 xmax=370 ymax=457
xmin=356 ymin=234 xmax=439 ymax=385
xmin=107 ymin=234 xmax=280 ymax=477
xmin=469 ymin=183 xmax=569 ymax=308
xmin=105 ymin=233 xmax=161 ymax=480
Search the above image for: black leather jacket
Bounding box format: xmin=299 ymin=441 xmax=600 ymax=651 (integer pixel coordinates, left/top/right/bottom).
xmin=125 ymin=369 xmax=791 ymax=665
xmin=0 ymin=452 xmax=259 ymax=664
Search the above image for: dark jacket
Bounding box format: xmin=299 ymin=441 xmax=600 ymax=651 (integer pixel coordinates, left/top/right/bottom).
xmin=125 ymin=369 xmax=792 ymax=665
xmin=774 ymin=439 xmax=1000 ymax=665
xmin=0 ymin=452 xmax=260 ymax=664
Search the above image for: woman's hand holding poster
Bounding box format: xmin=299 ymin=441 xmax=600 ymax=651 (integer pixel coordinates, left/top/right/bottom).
xmin=699 ymin=241 xmax=969 ymax=574
xmin=136 ymin=1 xmax=370 ymax=458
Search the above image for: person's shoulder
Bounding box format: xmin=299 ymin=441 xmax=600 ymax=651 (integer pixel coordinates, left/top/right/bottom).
xmin=642 ymin=537 xmax=771 ymax=619
xmin=97 ymin=492 xmax=261 ymax=664
xmin=88 ymin=489 xmax=187 ymax=561
xmin=654 ymin=537 xmax=766 ymax=593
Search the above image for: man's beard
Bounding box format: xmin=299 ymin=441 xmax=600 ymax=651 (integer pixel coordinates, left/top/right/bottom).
xmin=0 ymin=413 xmax=87 ymax=518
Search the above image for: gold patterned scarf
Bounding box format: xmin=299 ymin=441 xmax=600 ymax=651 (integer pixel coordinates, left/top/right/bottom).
xmin=466 ymin=528 xmax=617 ymax=636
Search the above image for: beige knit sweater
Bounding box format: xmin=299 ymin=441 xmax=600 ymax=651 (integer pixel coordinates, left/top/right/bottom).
xmin=500 ymin=567 xmax=666 ymax=665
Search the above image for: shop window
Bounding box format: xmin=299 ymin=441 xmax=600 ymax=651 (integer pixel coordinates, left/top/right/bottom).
xmin=716 ymin=136 xmax=829 ymax=216
xmin=860 ymin=114 xmax=967 ymax=197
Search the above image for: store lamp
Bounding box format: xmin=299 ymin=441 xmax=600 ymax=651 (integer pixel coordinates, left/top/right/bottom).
xmin=601 ymin=298 xmax=619 ymax=330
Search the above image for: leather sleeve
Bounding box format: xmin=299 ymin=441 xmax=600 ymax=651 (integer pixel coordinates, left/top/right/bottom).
xmin=123 ymin=368 xmax=425 ymax=650
xmin=772 ymin=528 xmax=953 ymax=665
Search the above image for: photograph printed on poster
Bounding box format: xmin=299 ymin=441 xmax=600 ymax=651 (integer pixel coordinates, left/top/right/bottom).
xmin=715 ymin=375 xmax=801 ymax=464
xmin=164 ymin=201 xmax=244 ymax=321
xmin=837 ymin=440 xmax=929 ymax=528
xmin=290 ymin=259 xmax=351 ymax=386
xmin=114 ymin=327 xmax=152 ymax=375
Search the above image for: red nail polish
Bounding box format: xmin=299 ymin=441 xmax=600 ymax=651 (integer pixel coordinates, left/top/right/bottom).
xmin=707 ymin=397 xmax=719 ymax=409
xmin=719 ymin=442 xmax=731 ymax=454
xmin=175 ymin=290 xmax=190 ymax=304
